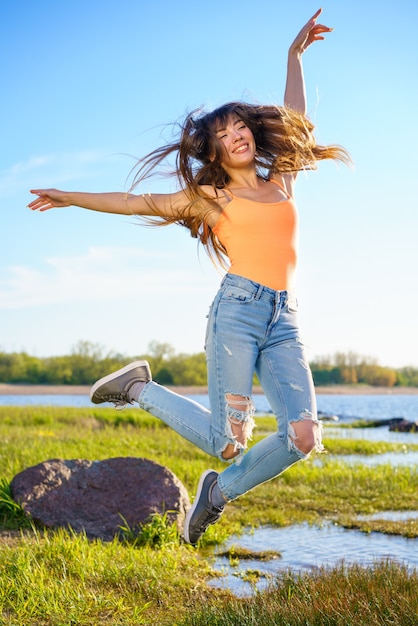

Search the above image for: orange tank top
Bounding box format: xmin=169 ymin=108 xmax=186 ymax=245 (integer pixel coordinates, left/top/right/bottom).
xmin=212 ymin=180 xmax=298 ymax=291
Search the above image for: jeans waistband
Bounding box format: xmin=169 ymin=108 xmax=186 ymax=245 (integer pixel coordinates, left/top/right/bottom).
xmin=221 ymin=273 xmax=291 ymax=303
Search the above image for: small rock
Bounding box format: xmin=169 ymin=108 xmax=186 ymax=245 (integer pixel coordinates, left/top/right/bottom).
xmin=389 ymin=419 xmax=418 ymax=433
xmin=10 ymin=457 xmax=190 ymax=541
xmin=317 ymin=411 xmax=339 ymax=422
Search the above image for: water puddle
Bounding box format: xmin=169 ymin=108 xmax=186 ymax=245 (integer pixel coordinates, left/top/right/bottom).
xmin=357 ymin=510 xmax=418 ymax=521
xmin=318 ymin=451 xmax=418 ymax=467
xmin=208 ymin=518 xmax=418 ymax=597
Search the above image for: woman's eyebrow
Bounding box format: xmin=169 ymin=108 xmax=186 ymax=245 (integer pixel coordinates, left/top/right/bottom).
xmin=216 ymin=119 xmax=242 ymax=133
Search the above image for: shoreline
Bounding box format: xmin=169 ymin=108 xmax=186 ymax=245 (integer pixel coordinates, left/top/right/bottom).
xmin=0 ymin=383 xmax=418 ymax=396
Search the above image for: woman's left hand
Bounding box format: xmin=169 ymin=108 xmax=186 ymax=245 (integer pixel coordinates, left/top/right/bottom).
xmin=289 ymin=8 xmax=333 ymax=55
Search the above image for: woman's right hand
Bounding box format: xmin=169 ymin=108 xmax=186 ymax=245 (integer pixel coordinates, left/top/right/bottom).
xmin=28 ymin=189 xmax=71 ymax=211
xmin=289 ymin=8 xmax=333 ymax=56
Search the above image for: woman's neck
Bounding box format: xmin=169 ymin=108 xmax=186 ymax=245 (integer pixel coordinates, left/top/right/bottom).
xmin=225 ymin=168 xmax=260 ymax=191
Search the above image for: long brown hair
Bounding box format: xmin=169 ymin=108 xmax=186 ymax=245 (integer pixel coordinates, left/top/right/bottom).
xmin=131 ymin=102 xmax=350 ymax=265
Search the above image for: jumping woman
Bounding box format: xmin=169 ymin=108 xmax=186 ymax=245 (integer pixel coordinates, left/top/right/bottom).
xmin=29 ymin=9 xmax=350 ymax=544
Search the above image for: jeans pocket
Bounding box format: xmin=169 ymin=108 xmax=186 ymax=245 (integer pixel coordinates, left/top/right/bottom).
xmin=222 ymin=286 xmax=255 ymax=303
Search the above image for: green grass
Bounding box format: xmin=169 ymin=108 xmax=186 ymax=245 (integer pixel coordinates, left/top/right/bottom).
xmin=0 ymin=526 xmax=214 ymax=625
xmin=0 ymin=405 xmax=417 ymax=625
xmin=180 ymin=561 xmax=418 ymax=626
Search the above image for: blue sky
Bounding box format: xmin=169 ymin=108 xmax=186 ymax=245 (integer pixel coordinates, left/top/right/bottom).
xmin=1 ymin=0 xmax=417 ymax=368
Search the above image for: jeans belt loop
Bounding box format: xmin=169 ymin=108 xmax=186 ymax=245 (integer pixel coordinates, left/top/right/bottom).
xmin=255 ymin=284 xmax=264 ymax=300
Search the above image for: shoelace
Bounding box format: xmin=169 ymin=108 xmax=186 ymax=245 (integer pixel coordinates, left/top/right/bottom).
xmin=100 ymin=394 xmax=133 ymax=411
xmin=196 ymin=504 xmax=224 ymax=534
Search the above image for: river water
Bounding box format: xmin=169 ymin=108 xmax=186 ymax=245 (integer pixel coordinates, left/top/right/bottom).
xmin=2 ymin=390 xmax=418 ymax=422
xmin=1 ymin=391 xmax=417 ymax=595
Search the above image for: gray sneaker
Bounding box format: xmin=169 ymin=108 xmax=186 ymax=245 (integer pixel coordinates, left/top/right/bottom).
xmin=183 ymin=470 xmax=224 ymax=545
xmin=89 ymin=360 xmax=151 ymax=410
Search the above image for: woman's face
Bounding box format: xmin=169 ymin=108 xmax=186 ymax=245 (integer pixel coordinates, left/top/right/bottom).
xmin=214 ymin=115 xmax=256 ymax=169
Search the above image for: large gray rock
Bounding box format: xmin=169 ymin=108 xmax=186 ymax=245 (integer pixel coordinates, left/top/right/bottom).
xmin=10 ymin=457 xmax=190 ymax=541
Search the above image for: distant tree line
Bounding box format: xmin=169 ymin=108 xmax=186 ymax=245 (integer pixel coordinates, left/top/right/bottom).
xmin=309 ymin=352 xmax=418 ymax=387
xmin=0 ymin=341 xmax=417 ymax=388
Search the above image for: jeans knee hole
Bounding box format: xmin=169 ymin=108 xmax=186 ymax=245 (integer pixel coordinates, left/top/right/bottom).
xmin=224 ymin=394 xmax=256 ymax=452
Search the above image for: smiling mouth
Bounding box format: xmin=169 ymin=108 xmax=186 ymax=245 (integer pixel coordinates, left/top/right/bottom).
xmin=233 ymin=144 xmax=249 ymax=154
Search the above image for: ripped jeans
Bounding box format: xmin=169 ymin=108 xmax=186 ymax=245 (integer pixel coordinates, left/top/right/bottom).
xmin=138 ymin=273 xmax=322 ymax=502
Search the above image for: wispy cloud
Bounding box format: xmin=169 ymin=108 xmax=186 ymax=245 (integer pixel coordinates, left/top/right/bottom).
xmin=0 ymin=151 xmax=124 ymax=195
xmin=0 ymin=245 xmax=218 ymax=309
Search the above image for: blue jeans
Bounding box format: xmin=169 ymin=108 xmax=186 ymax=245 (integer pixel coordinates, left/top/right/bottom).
xmin=138 ymin=273 xmax=321 ymax=502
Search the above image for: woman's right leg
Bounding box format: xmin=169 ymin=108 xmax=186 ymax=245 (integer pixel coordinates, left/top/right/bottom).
xmin=90 ymin=359 xmax=220 ymax=456
xmin=138 ymin=276 xmax=261 ymax=461
xmin=137 ymin=382 xmax=218 ymax=457
xmin=136 ymin=279 xmax=256 ymax=460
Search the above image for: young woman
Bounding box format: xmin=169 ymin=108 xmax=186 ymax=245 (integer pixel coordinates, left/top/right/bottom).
xmin=28 ymin=9 xmax=350 ymax=545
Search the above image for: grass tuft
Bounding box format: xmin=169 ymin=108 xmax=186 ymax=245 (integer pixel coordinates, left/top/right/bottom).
xmin=118 ymin=511 xmax=181 ymax=548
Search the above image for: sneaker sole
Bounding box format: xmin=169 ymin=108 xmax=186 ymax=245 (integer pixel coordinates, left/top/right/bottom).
xmin=89 ymin=360 xmax=150 ymax=403
xmin=183 ymin=469 xmax=217 ymax=545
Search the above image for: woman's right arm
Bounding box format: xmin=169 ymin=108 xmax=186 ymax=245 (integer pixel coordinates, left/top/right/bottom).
xmin=27 ymin=188 xmax=189 ymax=217
xmin=284 ymin=8 xmax=332 ymax=114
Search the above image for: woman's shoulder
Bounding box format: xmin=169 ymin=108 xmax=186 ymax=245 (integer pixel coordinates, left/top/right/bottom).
xmin=198 ymin=185 xmax=231 ymax=209
xmin=195 ymin=185 xmax=229 ymax=228
xmin=270 ymin=173 xmax=296 ymax=199
xmin=199 ymin=184 xmax=228 ymax=200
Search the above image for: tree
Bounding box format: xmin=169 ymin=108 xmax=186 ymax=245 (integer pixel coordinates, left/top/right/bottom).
xmin=143 ymin=341 xmax=176 ymax=376
xmin=397 ymin=367 xmax=418 ymax=387
xmin=169 ymin=353 xmax=207 ymax=386
xmin=0 ymin=352 xmax=44 ymax=384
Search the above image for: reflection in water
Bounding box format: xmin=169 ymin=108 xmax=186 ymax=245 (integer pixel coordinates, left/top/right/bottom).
xmin=323 ymin=426 xmax=418 ymax=445
xmin=209 ymin=519 xmax=418 ymax=597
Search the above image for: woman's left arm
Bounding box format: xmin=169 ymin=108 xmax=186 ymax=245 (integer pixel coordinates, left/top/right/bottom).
xmin=284 ymin=8 xmax=333 ymax=114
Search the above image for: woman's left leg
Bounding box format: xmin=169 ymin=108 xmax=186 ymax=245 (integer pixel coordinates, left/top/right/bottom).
xmin=217 ymin=295 xmax=322 ymax=501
